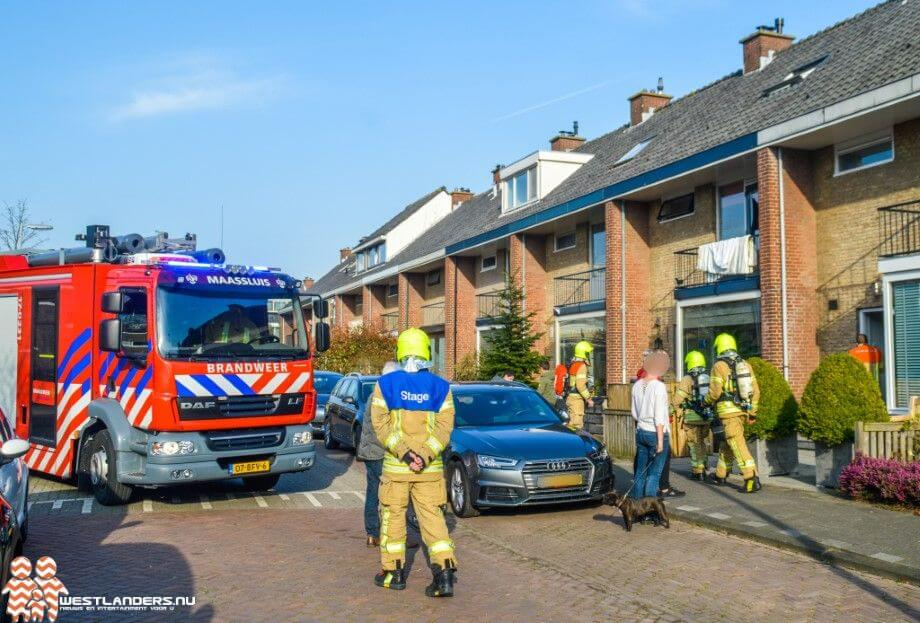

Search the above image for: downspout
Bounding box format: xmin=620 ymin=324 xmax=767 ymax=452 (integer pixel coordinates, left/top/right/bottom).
xmin=620 ymin=201 xmax=628 ymax=384
xmin=777 ymin=147 xmax=790 ymax=381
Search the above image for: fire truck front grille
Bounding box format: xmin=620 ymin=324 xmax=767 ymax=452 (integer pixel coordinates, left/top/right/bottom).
xmin=205 ymin=428 xmax=285 ymax=452
xmin=218 ymin=395 xmax=278 ymax=416
xmin=176 ymin=394 xmax=304 ymax=420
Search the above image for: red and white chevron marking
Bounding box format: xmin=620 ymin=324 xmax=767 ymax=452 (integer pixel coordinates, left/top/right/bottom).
xmin=175 ymin=371 xmax=311 ymax=396
xmin=23 ymin=382 xmax=90 ymax=479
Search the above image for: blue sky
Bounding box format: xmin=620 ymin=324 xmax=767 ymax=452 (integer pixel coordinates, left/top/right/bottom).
xmin=0 ymin=0 xmax=878 ymax=278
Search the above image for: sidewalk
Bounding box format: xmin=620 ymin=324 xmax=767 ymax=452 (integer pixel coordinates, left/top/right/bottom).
xmin=612 ymin=458 xmax=920 ymax=585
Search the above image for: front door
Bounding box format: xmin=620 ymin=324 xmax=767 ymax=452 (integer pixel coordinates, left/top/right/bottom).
xmin=29 ymin=287 xmax=59 ymax=446
xmin=859 ymin=307 xmax=886 ymax=400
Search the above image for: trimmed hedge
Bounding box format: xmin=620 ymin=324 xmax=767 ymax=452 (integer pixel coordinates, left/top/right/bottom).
xmin=797 ymin=353 xmax=888 ymax=446
xmin=745 ymin=357 xmax=798 ymax=441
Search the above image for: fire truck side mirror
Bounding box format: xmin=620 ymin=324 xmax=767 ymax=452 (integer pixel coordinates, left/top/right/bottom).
xmin=315 ymin=322 xmax=330 ymax=353
xmin=99 ymin=319 xmax=122 ymax=353
xmin=312 ymin=299 xmax=329 ymax=319
xmin=101 ymin=291 xmax=125 ymax=314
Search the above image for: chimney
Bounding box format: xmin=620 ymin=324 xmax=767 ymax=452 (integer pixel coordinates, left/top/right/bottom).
xmin=741 ymin=18 xmax=794 ymax=74
xmin=339 ymin=247 xmax=352 ymax=263
xmin=550 ymin=121 xmax=585 ymax=152
xmin=492 ymin=164 xmax=503 ymax=186
xmin=450 ymin=187 xmax=474 ymax=208
xmin=628 ymin=79 xmax=671 ymax=126
xmin=302 ymin=277 xmax=315 ymax=290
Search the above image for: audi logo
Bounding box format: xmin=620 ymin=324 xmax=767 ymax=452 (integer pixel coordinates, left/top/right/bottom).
xmin=546 ymin=461 xmax=569 ymax=471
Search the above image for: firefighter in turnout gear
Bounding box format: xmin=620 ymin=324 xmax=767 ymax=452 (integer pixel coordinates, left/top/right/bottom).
xmin=705 ymin=333 xmax=762 ymax=493
xmin=370 ymin=328 xmax=458 ymax=596
xmin=673 ymin=350 xmax=712 ymax=481
xmin=564 ymin=341 xmax=594 ymax=431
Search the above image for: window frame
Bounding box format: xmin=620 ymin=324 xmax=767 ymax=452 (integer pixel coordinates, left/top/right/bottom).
xmin=426 ymin=270 xmax=441 ymax=287
xmin=386 ymin=283 xmax=398 ymax=298
xmin=834 ymin=130 xmax=894 ymax=177
xmin=481 ymin=255 xmax=497 ymax=272
xmin=504 ymin=167 xmax=538 ymax=211
xmin=658 ymin=192 xmax=695 ymax=223
xmin=554 ymin=231 xmax=577 ymax=253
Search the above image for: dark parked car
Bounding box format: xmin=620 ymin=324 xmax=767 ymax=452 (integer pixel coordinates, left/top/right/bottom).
xmin=312 ymin=371 xmax=344 ymax=436
xmin=0 ymin=414 xmax=30 ymax=617
xmin=323 ymin=373 xmax=379 ymax=451
xmin=443 ymin=382 xmax=613 ymax=517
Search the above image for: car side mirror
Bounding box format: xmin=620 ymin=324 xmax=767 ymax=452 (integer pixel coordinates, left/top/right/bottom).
xmin=313 ymin=299 xmax=329 ymax=319
xmin=101 ymin=291 xmax=124 ymax=314
xmin=315 ymin=322 xmax=330 ymax=353
xmin=557 ymin=409 xmax=571 ymax=423
xmin=99 ymin=319 xmax=122 ymax=352
xmin=0 ymin=438 xmax=29 ymax=462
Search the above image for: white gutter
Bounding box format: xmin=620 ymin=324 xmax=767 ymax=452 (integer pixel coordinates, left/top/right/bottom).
xmin=319 ymin=248 xmax=445 ymax=298
xmin=777 ymin=148 xmax=790 ymax=381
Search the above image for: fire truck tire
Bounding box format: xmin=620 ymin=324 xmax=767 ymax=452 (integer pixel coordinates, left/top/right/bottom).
xmin=240 ymin=474 xmax=281 ymax=491
xmin=89 ymin=430 xmax=134 ymax=506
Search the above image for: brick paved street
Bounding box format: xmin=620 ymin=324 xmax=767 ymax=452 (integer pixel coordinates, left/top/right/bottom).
xmin=24 ymin=447 xmax=920 ymax=622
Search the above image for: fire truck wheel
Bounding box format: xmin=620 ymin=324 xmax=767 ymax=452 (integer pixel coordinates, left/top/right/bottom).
xmin=240 ymin=474 xmax=281 ymax=491
xmin=89 ymin=430 xmax=134 ymax=506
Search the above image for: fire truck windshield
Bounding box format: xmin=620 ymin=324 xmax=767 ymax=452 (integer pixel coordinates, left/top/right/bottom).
xmin=156 ymin=286 xmax=308 ymax=360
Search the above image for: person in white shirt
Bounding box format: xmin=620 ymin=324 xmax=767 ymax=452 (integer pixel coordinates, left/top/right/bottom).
xmin=630 ymin=350 xmax=671 ymax=499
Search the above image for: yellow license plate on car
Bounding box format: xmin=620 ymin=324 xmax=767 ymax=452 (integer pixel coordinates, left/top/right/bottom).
xmin=538 ymin=473 xmax=584 ymax=488
xmin=230 ymin=460 xmax=270 ymax=475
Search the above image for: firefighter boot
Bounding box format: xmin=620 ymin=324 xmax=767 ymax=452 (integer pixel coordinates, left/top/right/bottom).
xmin=374 ymin=562 xmax=407 ymax=591
xmin=424 ymin=561 xmax=456 ymax=598
xmin=691 ymin=471 xmax=707 ymax=482
xmin=744 ymin=476 xmax=762 ymax=493
xmin=708 ymin=473 xmax=726 ymax=486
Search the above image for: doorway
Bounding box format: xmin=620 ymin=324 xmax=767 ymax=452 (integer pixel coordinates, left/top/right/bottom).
xmin=859 ymin=307 xmax=885 ymax=400
xmin=30 ymin=287 xmax=59 ymax=446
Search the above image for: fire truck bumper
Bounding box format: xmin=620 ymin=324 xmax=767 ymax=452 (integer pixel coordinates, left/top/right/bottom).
xmin=119 ymin=425 xmax=316 ymax=486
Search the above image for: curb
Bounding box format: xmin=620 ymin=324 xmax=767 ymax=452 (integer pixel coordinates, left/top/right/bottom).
xmin=670 ymin=509 xmax=920 ymax=586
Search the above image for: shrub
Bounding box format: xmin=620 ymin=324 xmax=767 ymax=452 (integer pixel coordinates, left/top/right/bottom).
xmin=745 ymin=357 xmax=798 ymax=441
xmin=453 ymin=353 xmax=481 ymax=382
xmin=314 ymin=324 xmax=396 ymax=375
xmin=838 ymin=453 xmax=920 ymax=508
xmin=797 ymin=353 xmax=888 ymax=446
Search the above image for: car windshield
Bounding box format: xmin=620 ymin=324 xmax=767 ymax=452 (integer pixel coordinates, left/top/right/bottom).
xmin=314 ymin=373 xmax=342 ymax=394
xmin=452 ymin=387 xmax=562 ymax=427
xmin=157 ymin=285 xmax=308 ymax=360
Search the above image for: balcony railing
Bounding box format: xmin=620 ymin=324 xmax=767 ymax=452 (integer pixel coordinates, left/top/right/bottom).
xmin=878 ymin=201 xmax=920 ymax=257
xmin=421 ymin=301 xmax=445 ymax=327
xmin=675 ymin=237 xmax=759 ymax=289
xmin=381 ymin=311 xmax=398 ymax=332
xmin=554 ymin=267 xmax=606 ymax=308
xmin=477 ymin=292 xmax=502 ymax=318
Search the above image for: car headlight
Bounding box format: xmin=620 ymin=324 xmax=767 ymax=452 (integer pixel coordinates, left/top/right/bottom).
xmin=292 ymin=431 xmax=313 ymax=446
xmin=150 ymin=440 xmax=196 ymax=456
xmin=590 ymin=446 xmax=609 ymax=461
xmin=477 ymin=455 xmax=517 ymax=469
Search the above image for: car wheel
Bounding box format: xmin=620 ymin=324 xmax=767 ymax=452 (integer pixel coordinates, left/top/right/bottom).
xmin=240 ymin=474 xmax=282 ymax=491
xmin=89 ymin=430 xmax=133 ymax=506
xmin=448 ymin=461 xmax=479 ymax=518
xmin=352 ymin=424 xmax=362 ymax=452
xmin=323 ymin=419 xmax=339 ymax=450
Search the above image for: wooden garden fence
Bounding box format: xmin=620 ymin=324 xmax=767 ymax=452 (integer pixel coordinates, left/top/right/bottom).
xmin=854 ymin=420 xmax=919 ymax=462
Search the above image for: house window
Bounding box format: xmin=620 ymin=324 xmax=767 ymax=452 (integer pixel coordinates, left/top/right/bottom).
xmin=554 ymin=231 xmax=577 ymax=252
xmin=356 ymin=253 xmax=366 ymax=272
xmin=615 ymin=139 xmax=651 ymax=165
xmin=369 ymin=247 xmax=378 ymax=267
xmin=556 ymin=314 xmax=606 ymax=392
xmin=481 ymin=255 xmax=497 ymax=272
xmin=590 ymin=223 xmax=606 ymax=267
xmin=387 ymin=283 xmax=398 ymax=298
xmin=835 ymin=132 xmax=894 ymax=175
xmin=505 ymin=167 xmax=537 ymax=210
xmin=658 ymin=193 xmax=694 ymax=223
xmin=680 ymin=297 xmax=761 ymax=374
xmin=426 ymin=270 xmax=441 ymax=286
xmin=718 ymin=182 xmax=759 ymax=240
xmin=892 ymin=280 xmax=920 ymax=409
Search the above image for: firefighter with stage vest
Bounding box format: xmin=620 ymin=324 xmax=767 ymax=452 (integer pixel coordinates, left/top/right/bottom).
xmin=672 ymin=350 xmax=712 ymax=481
xmin=705 ymin=333 xmax=762 ymax=493
xmin=370 ymin=328 xmax=458 ymax=597
xmin=563 ymin=341 xmax=594 ymax=431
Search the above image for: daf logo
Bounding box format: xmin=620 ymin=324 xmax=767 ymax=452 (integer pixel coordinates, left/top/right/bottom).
xmin=546 ymin=461 xmax=569 ymax=471
xmin=180 ymin=400 xmax=216 ymax=410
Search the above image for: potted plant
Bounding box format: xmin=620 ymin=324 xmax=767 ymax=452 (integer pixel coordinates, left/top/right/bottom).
xmin=798 ymin=353 xmax=888 ymax=487
xmin=744 ymin=357 xmax=799 ymax=479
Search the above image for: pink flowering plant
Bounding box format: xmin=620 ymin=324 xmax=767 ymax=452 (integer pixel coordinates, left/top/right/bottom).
xmin=838 ymin=453 xmax=920 ymax=508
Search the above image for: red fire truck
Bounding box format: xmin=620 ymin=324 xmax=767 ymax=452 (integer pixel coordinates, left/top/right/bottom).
xmin=0 ymin=225 xmax=329 ymax=505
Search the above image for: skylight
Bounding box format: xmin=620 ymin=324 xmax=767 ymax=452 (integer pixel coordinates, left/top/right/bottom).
xmin=615 ymin=139 xmax=651 ymax=165
xmin=763 ymin=55 xmax=828 ymax=97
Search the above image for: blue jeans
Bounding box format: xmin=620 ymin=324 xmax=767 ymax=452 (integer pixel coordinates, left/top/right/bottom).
xmin=364 ymin=459 xmax=383 ymax=538
xmin=631 ymin=430 xmax=669 ymax=499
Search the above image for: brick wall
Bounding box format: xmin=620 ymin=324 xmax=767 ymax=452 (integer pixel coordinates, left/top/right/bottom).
xmin=334 ymin=293 xmax=359 ymax=329
xmin=362 ymin=284 xmax=387 ymax=330
xmin=397 ymin=272 xmax=426 ymax=331
xmin=812 ymin=118 xmax=920 ymax=354
xmin=605 ymin=200 xmax=652 ymax=384
xmin=758 ymin=146 xmax=820 ymax=394
xmin=475 ymin=249 xmax=507 ymax=293
xmin=509 ymin=233 xmax=551 ymax=356
xmin=444 ymin=255 xmax=477 ymax=379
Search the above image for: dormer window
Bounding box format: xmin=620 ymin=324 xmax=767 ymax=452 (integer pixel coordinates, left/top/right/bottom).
xmin=506 ymin=167 xmax=537 ymax=210
xmin=354 ymin=242 xmax=387 ymax=274
xmin=762 ymin=56 xmax=828 ymax=98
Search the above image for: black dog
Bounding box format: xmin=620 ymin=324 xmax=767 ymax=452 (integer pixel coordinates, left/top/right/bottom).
xmin=602 ymin=492 xmax=670 ymax=532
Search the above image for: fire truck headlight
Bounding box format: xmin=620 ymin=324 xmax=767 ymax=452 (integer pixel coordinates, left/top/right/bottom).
xmin=151 ymin=440 xmax=196 ymax=456
xmin=292 ymin=431 xmax=313 ymax=446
